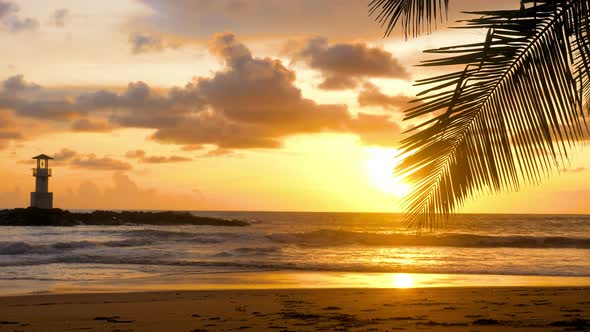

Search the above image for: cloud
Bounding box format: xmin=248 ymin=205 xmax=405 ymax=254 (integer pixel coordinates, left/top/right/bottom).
xmin=132 ymin=0 xmax=382 ymax=40
xmin=0 ymin=1 xmax=39 ymax=32
xmin=132 ymin=0 xmax=521 ymax=42
xmin=0 ymin=34 xmax=403 ymax=149
xmin=2 ymin=74 xmax=39 ymax=93
xmin=0 ymin=75 xmax=78 ymax=121
xmin=348 ymin=112 xmax=402 ymax=146
xmin=129 ymin=33 xmax=164 ymax=54
xmin=358 ymin=83 xmax=414 ymax=110
xmin=565 ymin=167 xmax=587 ymax=174
xmin=0 ymin=76 xmax=204 ymax=124
xmin=53 ymin=148 xmax=132 ymax=171
xmin=129 ymin=32 xmax=183 ymax=54
xmin=152 ymin=33 xmax=400 ymax=147
xmin=70 ymin=155 xmax=132 ymax=171
xmin=54 ymin=148 xmax=77 ymax=161
xmin=0 ymin=131 xmax=20 ymax=139
xmin=125 ymin=150 xmax=192 ymax=163
xmin=290 ymin=37 xmax=409 ymax=90
xmin=180 ymin=144 xmax=206 ymax=151
xmin=203 ymin=148 xmax=235 ymax=157
xmin=0 ymin=111 xmax=22 ymax=149
xmin=62 ymin=173 xmax=206 ymax=210
xmin=50 ymin=8 xmax=69 ymax=27
xmin=71 ymin=118 xmax=115 ymax=132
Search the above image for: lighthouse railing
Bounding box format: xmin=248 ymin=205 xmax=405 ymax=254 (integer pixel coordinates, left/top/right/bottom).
xmin=32 ymin=168 xmax=52 ymax=176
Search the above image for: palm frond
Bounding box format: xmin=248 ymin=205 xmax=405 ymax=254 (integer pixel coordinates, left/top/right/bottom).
xmin=369 ymin=0 xmax=450 ymax=37
xmin=396 ymin=0 xmax=590 ymax=230
xmin=570 ymin=1 xmax=590 ymax=110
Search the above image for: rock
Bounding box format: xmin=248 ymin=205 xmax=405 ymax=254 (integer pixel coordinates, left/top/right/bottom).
xmin=0 ymin=207 xmax=249 ymax=227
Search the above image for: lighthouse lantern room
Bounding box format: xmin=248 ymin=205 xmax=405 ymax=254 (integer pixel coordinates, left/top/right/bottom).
xmin=31 ymin=154 xmax=54 ymax=209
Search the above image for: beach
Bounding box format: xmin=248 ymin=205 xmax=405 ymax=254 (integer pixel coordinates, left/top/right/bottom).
xmin=1 ymin=287 xmax=589 ymax=331
xmin=2 ymin=212 xmax=590 ymax=330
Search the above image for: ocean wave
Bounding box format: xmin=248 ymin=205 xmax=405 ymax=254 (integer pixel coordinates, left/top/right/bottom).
xmin=0 ymin=242 xmax=35 ymax=255
xmin=230 ymin=247 xmax=281 ymax=255
xmin=267 ymin=230 xmax=590 ymax=249
xmin=0 ymin=239 xmax=153 ymax=255
xmin=0 ymin=255 xmax=296 ymax=270
xmin=211 ymin=247 xmax=282 ymax=258
xmin=118 ymin=229 xmax=237 ymax=244
xmin=1 ymin=255 xmax=590 ymax=277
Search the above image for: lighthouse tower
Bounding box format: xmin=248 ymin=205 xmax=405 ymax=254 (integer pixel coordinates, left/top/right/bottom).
xmin=30 ymin=154 xmax=54 ymax=209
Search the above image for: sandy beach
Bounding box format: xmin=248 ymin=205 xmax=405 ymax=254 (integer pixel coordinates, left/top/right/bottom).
xmin=1 ymin=287 xmax=589 ymax=331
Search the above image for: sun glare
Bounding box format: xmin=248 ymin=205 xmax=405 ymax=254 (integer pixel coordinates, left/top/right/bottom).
xmin=365 ymin=148 xmax=411 ymax=197
xmin=392 ymin=273 xmax=414 ymax=288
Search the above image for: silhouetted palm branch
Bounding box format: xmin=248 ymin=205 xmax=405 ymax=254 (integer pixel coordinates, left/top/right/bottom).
xmin=373 ymin=0 xmax=590 ymax=230
xmin=370 ymin=0 xmax=449 ymax=37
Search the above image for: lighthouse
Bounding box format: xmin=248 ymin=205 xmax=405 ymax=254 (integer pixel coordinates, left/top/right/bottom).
xmin=30 ymin=154 xmax=54 ymax=209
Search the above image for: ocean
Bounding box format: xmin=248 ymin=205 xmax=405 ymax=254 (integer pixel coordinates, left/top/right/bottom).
xmin=1 ymin=212 xmax=590 ymax=294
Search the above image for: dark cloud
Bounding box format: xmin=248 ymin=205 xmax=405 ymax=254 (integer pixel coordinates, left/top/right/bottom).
xmin=77 ymin=81 xmax=204 ymax=127
xmin=0 ymin=1 xmax=11 ymax=17
xmin=180 ymin=144 xmax=206 ymax=151
xmin=129 ymin=33 xmax=164 ymax=54
xmin=358 ymin=83 xmax=414 ymax=110
xmin=69 ymin=155 xmax=132 ymax=171
xmin=54 ymin=148 xmax=77 ymax=161
xmin=152 ymin=33 xmax=400 ymax=147
xmin=51 ymin=8 xmax=69 ymax=28
xmin=2 ymin=75 xmax=39 ymax=93
xmin=0 ymin=34 xmax=403 ymax=149
xmin=133 ymin=0 xmax=382 ymax=40
xmin=290 ymin=37 xmax=409 ymax=90
xmin=71 ymin=118 xmax=115 ymax=132
xmin=53 ymin=148 xmax=132 ymax=171
xmin=0 ymin=75 xmax=78 ymax=121
xmin=129 ymin=32 xmax=182 ymax=54
xmin=0 ymin=1 xmax=39 ymax=32
xmin=0 ymin=131 xmax=20 ymax=139
xmin=14 ymin=99 xmax=78 ymax=120
xmin=133 ymin=0 xmax=520 ymax=41
xmin=203 ymin=148 xmax=235 ymax=157
xmin=125 ymin=150 xmax=192 ymax=163
xmin=0 ymin=76 xmax=204 ymax=124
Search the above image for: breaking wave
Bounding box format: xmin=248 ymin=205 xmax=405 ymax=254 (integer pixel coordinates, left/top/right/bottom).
xmin=0 ymin=239 xmax=153 ymax=255
xmin=117 ymin=229 xmax=238 ymax=243
xmin=2 ymin=255 xmax=590 ymax=277
xmin=212 ymin=247 xmax=282 ymax=257
xmin=267 ymin=230 xmax=590 ymax=249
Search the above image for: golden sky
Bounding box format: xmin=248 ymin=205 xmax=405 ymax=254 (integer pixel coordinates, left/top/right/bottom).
xmin=0 ymin=0 xmax=588 ymax=213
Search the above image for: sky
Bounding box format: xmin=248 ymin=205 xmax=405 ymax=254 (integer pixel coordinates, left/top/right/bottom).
xmin=0 ymin=0 xmax=588 ymax=213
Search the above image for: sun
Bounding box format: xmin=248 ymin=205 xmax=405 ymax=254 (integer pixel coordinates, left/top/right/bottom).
xmin=365 ymin=148 xmax=411 ymax=197
xmin=392 ymin=273 xmax=414 ymax=288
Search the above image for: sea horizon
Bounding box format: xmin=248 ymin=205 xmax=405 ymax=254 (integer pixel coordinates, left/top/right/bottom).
xmin=55 ymin=208 xmax=590 ymax=217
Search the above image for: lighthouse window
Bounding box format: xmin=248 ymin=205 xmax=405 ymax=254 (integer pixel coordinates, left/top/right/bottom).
xmin=40 ymin=160 xmax=46 ymax=168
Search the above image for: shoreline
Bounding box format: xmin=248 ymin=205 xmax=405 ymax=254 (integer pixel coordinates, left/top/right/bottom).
xmin=1 ymin=287 xmax=589 ymax=331
xmin=2 ymin=271 xmax=590 ymax=297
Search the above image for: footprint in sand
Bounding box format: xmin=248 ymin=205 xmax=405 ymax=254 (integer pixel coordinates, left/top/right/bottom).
xmin=322 ymin=306 xmax=342 ymax=311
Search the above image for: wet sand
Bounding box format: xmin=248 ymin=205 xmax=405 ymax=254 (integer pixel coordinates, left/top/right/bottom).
xmin=1 ymin=287 xmax=589 ymax=331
